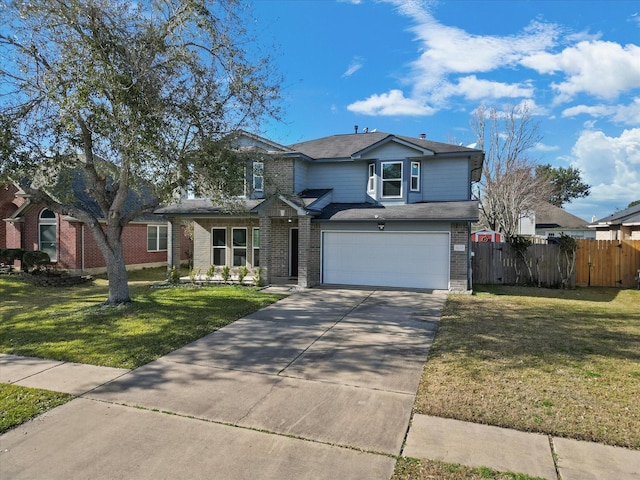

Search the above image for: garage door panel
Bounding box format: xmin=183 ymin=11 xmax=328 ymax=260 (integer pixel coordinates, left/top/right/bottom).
xmin=322 ymin=231 xmax=449 ymax=289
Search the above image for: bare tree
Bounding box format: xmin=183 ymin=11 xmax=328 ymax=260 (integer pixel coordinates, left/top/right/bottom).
xmin=471 ymin=104 xmax=552 ymax=241
xmin=0 ymin=0 xmax=280 ymax=305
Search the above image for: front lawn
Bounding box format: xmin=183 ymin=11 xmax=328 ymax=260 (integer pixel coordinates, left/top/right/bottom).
xmin=413 ymin=286 xmax=640 ymax=449
xmin=392 ymin=458 xmax=545 ymax=480
xmin=0 ymin=384 xmax=72 ymax=434
xmin=0 ymin=269 xmax=284 ymax=369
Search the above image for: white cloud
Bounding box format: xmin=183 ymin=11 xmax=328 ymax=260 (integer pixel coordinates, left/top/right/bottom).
xmin=446 ymin=76 xmax=534 ymax=101
xmin=346 ymin=89 xmax=436 ymax=116
xmin=534 ymin=142 xmax=560 ymax=152
xmin=523 ymin=41 xmax=640 ymax=102
xmin=562 ymin=97 xmax=640 ymax=126
xmin=342 ymin=57 xmax=364 ymax=77
xmin=568 ymin=128 xmax=640 ymax=216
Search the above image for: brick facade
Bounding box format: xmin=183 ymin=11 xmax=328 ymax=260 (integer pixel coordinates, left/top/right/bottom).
xmin=1 ymin=186 xmax=189 ymax=273
xmin=450 ymin=222 xmax=471 ymax=291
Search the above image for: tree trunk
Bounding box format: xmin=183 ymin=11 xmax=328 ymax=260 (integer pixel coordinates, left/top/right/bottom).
xmin=104 ymin=241 xmax=131 ymax=305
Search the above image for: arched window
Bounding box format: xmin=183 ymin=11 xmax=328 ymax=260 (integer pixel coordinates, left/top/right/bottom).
xmin=39 ymin=209 xmax=57 ymax=261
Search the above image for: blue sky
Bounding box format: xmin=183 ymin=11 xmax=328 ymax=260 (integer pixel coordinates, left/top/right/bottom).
xmin=249 ymin=0 xmax=640 ymax=221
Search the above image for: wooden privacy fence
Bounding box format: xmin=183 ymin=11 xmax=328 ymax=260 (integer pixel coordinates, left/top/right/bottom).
xmin=472 ymin=240 xmax=640 ymax=288
xmin=575 ymin=239 xmax=640 ymax=287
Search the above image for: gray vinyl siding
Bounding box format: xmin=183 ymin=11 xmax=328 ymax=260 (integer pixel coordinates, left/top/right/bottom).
xmin=423 ymin=158 xmax=470 ymax=201
xmin=307 ymin=162 xmax=367 ymax=203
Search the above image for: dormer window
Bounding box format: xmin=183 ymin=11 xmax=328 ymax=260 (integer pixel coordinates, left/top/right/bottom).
xmin=381 ymin=161 xmax=402 ymax=198
xmin=253 ymin=161 xmax=264 ymax=192
xmin=367 ymin=163 xmax=375 ymax=193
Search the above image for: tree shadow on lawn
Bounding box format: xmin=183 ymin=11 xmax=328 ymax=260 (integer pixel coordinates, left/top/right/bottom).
xmin=0 ymin=286 xmax=284 ymax=369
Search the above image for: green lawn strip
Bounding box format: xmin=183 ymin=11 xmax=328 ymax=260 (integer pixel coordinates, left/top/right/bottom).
xmin=392 ymin=457 xmax=546 ymax=480
xmin=0 ymin=270 xmax=284 ymax=369
xmin=415 ymin=286 xmax=640 ymax=449
xmin=0 ymin=383 xmax=73 ymax=434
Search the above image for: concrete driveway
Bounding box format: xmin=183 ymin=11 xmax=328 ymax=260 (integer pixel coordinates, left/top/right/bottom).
xmin=0 ymin=287 xmax=446 ymax=480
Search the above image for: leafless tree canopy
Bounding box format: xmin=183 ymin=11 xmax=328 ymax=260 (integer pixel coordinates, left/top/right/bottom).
xmin=471 ymin=104 xmax=552 ymax=240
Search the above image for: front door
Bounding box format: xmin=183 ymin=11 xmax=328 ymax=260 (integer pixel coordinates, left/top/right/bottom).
xmin=289 ymin=227 xmax=299 ymax=277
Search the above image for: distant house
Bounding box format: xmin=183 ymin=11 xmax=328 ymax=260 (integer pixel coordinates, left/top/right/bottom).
xmin=588 ymin=204 xmax=640 ymax=240
xmin=157 ymin=130 xmax=484 ymax=291
xmin=533 ymin=203 xmax=595 ymax=239
xmin=1 ymin=183 xmax=190 ymax=273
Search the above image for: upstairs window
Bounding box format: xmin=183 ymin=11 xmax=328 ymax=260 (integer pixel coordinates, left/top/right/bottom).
xmin=147 ymin=225 xmax=168 ymax=252
xmin=39 ymin=209 xmax=57 ymax=261
xmin=410 ymin=161 xmax=420 ymax=191
xmin=381 ymin=161 xmax=402 ymax=198
xmin=253 ymin=161 xmax=264 ymax=192
xmin=367 ymin=163 xmax=375 ymax=193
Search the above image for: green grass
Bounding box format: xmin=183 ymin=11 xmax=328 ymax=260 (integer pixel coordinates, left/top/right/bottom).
xmin=414 ymin=286 xmax=640 ymax=449
xmin=0 ymin=384 xmax=72 ymax=434
xmin=392 ymin=458 xmax=546 ymax=480
xmin=0 ymin=268 xmax=284 ymax=369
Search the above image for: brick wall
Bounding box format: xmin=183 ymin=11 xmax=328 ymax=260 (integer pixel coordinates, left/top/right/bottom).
xmin=265 ymin=158 xmax=294 ymax=195
xmin=450 ymin=221 xmax=471 ymax=291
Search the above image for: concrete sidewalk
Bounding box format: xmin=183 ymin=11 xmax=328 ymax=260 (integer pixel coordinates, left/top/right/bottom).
xmin=2 ymin=288 xmax=639 ymax=480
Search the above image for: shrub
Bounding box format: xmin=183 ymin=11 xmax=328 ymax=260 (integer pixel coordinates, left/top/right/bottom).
xmin=0 ymin=248 xmax=25 ymax=264
xmin=167 ymin=266 xmax=180 ymax=284
xmin=253 ymin=267 xmax=262 ymax=287
xmin=220 ymin=265 xmax=231 ymax=284
xmin=189 ymin=267 xmax=201 ymax=284
xmin=237 ymin=265 xmax=248 ymax=284
xmin=22 ymin=250 xmax=51 ymax=272
xmin=205 ymin=265 xmax=217 ymax=282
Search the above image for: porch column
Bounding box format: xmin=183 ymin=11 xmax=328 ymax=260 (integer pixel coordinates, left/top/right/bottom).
xmin=297 ymin=215 xmax=311 ymax=288
xmin=259 ymin=215 xmax=272 ymax=286
xmin=167 ymin=217 xmax=182 ymax=271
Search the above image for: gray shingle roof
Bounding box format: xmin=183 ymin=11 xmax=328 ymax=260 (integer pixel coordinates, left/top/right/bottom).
xmin=316 ymin=201 xmax=479 ymax=222
xmin=590 ymin=203 xmax=640 ymax=225
xmin=535 ymin=203 xmax=589 ymax=229
xmin=154 ymin=198 xmax=264 ymax=216
xmin=288 ymin=132 xmax=482 ymax=160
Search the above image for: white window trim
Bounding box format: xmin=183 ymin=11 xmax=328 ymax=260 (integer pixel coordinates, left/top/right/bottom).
xmin=212 ymin=228 xmax=227 ymax=266
xmin=232 ymin=227 xmax=248 ymax=267
xmin=253 ymin=161 xmax=264 ymax=192
xmin=147 ymin=225 xmax=168 ymax=252
xmin=39 ymin=209 xmax=57 ymax=261
xmin=410 ymin=161 xmax=420 ymax=192
xmin=252 ymin=227 xmax=260 ymax=268
xmin=367 ymin=163 xmax=376 ymax=193
xmin=381 ymin=161 xmax=403 ymax=198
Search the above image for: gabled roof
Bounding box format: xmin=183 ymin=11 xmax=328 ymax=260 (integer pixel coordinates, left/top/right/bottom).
xmin=288 ymin=132 xmax=484 ymax=182
xmin=589 ymin=203 xmax=640 ymax=227
xmin=289 ymin=132 xmax=481 ymax=159
xmin=535 ymin=203 xmax=589 ymax=229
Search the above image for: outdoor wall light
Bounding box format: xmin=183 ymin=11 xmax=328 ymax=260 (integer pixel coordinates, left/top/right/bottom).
xmin=377 ymin=221 xmax=385 ymax=231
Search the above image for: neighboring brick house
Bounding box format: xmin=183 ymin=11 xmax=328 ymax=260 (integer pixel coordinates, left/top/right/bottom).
xmin=588 ymin=203 xmax=640 ymax=240
xmin=157 ymin=131 xmax=484 ymax=291
xmin=1 ymin=183 xmax=190 ymax=273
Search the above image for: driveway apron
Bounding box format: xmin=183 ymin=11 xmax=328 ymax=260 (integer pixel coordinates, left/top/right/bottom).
xmin=0 ymin=287 xmax=446 ymax=480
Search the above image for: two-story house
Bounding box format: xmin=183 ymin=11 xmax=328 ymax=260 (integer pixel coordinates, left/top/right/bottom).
xmin=157 ymin=131 xmax=484 ymax=291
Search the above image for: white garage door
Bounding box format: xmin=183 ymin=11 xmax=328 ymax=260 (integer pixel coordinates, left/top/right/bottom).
xmin=322 ymin=231 xmax=450 ymax=289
